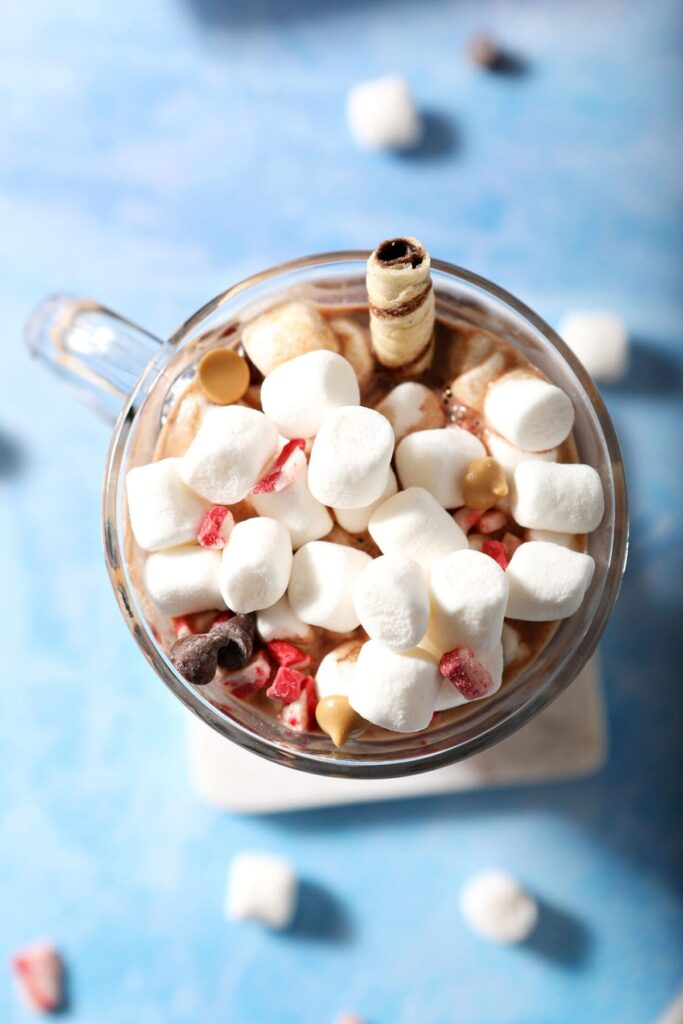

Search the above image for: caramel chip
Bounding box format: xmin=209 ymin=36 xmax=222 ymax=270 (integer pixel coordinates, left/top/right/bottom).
xmin=315 ymin=695 xmax=367 ymax=748
xmin=197 ymin=348 xmax=250 ymax=405
xmin=462 ymin=456 xmax=508 ymax=511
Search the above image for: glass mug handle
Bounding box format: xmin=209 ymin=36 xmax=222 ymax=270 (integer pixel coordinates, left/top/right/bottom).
xmin=25 ymin=294 xmax=164 ymax=423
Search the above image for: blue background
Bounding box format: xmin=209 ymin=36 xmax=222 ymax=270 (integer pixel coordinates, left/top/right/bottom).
xmin=1 ymin=1 xmax=682 ymax=1021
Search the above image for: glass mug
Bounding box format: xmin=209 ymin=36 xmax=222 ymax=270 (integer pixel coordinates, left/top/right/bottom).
xmin=26 ymin=253 xmax=628 ymax=779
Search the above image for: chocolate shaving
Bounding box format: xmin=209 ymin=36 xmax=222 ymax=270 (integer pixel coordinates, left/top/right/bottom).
xmin=375 ymin=237 xmax=425 ymax=268
xmin=211 ymin=613 xmax=255 ymax=669
xmin=170 ymin=634 xmax=219 ymax=686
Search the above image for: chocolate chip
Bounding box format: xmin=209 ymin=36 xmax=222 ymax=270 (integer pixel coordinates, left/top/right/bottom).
xmin=210 ymin=613 xmax=255 ymax=670
xmin=170 ymin=634 xmax=219 ymax=686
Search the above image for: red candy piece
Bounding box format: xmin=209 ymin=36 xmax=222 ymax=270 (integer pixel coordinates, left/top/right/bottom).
xmin=503 ymin=531 xmax=522 ymax=558
xmin=453 ymin=507 xmax=483 ymax=535
xmin=252 ymin=439 xmax=306 ymax=494
xmin=281 ymin=676 xmax=317 ymax=731
xmin=482 ymin=539 xmax=509 ymax=570
xmin=479 ymin=509 xmax=508 ymax=534
xmin=439 ymin=646 xmax=494 ymax=700
xmin=217 ymin=650 xmax=272 ymax=699
xmin=197 ymin=506 xmax=234 ymax=549
xmin=11 ymin=942 xmax=64 ymax=1013
xmin=266 ymin=666 xmax=309 ymax=704
xmin=266 ymin=641 xmax=311 ymax=669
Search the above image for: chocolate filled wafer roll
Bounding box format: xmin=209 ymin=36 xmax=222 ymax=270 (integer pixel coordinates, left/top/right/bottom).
xmin=366 ymin=237 xmax=436 ymax=369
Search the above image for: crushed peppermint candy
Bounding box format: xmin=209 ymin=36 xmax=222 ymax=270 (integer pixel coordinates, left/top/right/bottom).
xmin=266 ymin=641 xmax=312 ymax=669
xmin=439 ymin=646 xmax=494 ymax=700
xmin=478 ymin=508 xmax=508 ymax=534
xmin=197 ymin=506 xmax=234 ymax=549
xmin=252 ymin=438 xmax=307 ymax=494
xmin=482 ymin=539 xmax=509 ymax=570
xmin=266 ymin=666 xmax=312 ymax=704
xmin=281 ymin=676 xmax=317 ymax=730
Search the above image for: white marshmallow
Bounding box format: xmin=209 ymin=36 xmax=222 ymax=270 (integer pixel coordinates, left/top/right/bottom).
xmin=525 ymin=528 xmax=572 ymax=548
xmin=330 ymin=317 xmax=374 ymax=388
xmin=396 ymin=427 xmax=486 ymax=508
xmin=502 ymin=623 xmax=529 ymax=667
xmin=126 ymin=457 xmax=210 ymax=552
xmin=375 ymin=382 xmax=446 ymax=442
xmin=288 ymin=541 xmax=372 ymax=632
xmin=368 ymin=487 xmax=468 ymax=571
xmin=428 ymin=549 xmax=508 ymax=656
xmin=180 ymin=406 xmax=278 ymax=505
xmin=559 ymin=311 xmax=629 ymax=382
xmin=506 ymin=541 xmax=595 ymax=620
xmin=460 ymin=870 xmax=538 ymax=945
xmin=308 ymin=406 xmax=395 ymax=509
xmin=226 ymin=852 xmax=297 ymax=930
xmin=434 ymin=643 xmax=503 ymax=711
xmin=486 ymin=432 xmax=558 ymax=488
xmin=512 ymin=462 xmax=604 ymax=533
xmin=346 ymin=74 xmax=421 ymax=151
xmin=251 ymin=471 xmax=333 ymax=549
xmin=256 ymin=594 xmax=314 ymax=645
xmin=220 ymin=518 xmax=292 ymax=614
xmin=451 ymin=350 xmax=507 ymax=411
xmin=349 ymin=642 xmax=440 ymax=733
xmin=315 ymin=639 xmax=362 ymax=698
xmin=484 ymin=373 xmax=574 ymax=452
xmin=260 ymin=350 xmax=360 ymax=439
xmin=353 ymin=555 xmax=429 ymax=651
xmin=334 ymin=469 xmax=398 ymax=534
xmin=144 ymin=546 xmax=225 ymax=616
xmin=241 ymin=301 xmax=339 ymax=376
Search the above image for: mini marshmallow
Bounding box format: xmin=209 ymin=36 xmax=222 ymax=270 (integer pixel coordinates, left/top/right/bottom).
xmin=126 ymin=457 xmax=210 ymax=551
xmin=484 ymin=372 xmax=574 ymax=452
xmin=396 ymin=427 xmax=486 ymax=508
xmin=315 ymin=639 xmax=363 ymax=698
xmin=369 ymin=487 xmax=468 ymax=571
xmin=308 ymin=406 xmax=395 ymax=509
xmin=512 ymin=462 xmax=604 ymax=533
xmin=451 ymin=350 xmax=507 ymax=411
xmin=502 ymin=623 xmax=529 ymax=667
xmin=334 ymin=469 xmax=398 ymax=534
xmin=348 ymin=642 xmax=440 ymax=733
xmin=144 ymin=546 xmax=225 ymax=616
xmin=525 ymin=528 xmax=573 ymax=548
xmin=435 ymin=643 xmax=503 ymax=711
xmin=220 ymin=518 xmax=292 ymax=614
xmin=256 ymin=594 xmax=315 ymax=646
xmin=251 ymin=471 xmax=334 ymax=549
xmin=428 ymin=549 xmax=508 ymax=656
xmin=260 ymin=350 xmax=360 ymax=439
xmin=460 ymin=870 xmax=538 ymax=945
xmin=353 ymin=554 xmax=429 ymax=651
xmin=288 ymin=541 xmax=372 ymax=632
xmin=346 ymin=74 xmax=422 ymax=151
xmin=226 ymin=851 xmax=297 ymax=930
xmin=375 ymin=382 xmax=446 ymax=442
xmin=181 ymin=405 xmax=278 ymax=504
xmin=506 ymin=541 xmax=595 ymax=620
xmin=331 ymin=318 xmax=374 ymax=388
xmin=485 ymin=432 xmax=558 ymax=488
xmin=241 ymin=301 xmax=339 ymax=376
xmin=559 ymin=311 xmax=629 ymax=382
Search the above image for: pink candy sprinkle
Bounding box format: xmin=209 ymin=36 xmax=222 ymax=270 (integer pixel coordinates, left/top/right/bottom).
xmin=197 ymin=506 xmax=234 ymax=549
xmin=218 ymin=650 xmax=272 ymax=699
xmin=479 ymin=509 xmax=508 ymax=534
xmin=266 ymin=666 xmax=310 ymax=704
xmin=482 ymin=539 xmax=509 ymax=570
xmin=252 ymin=439 xmax=307 ymax=494
xmin=281 ymin=676 xmax=317 ymax=731
xmin=11 ymin=942 xmax=64 ymax=1014
xmin=266 ymin=641 xmax=311 ymax=669
xmin=439 ymin=646 xmax=494 ymax=700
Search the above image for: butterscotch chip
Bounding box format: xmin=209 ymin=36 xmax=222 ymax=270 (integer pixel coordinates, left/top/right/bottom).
xmin=315 ymin=694 xmax=367 ymax=748
xmin=462 ymin=456 xmax=508 ymax=510
xmin=197 ymin=348 xmax=250 ymax=405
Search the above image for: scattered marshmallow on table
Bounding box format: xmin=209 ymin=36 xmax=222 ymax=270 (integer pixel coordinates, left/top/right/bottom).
xmin=256 ymin=594 xmax=315 ymax=645
xmin=220 ymin=517 xmax=292 ymax=614
xmin=559 ymin=310 xmax=629 ymax=383
xmin=308 ymin=406 xmax=395 ymax=509
xmin=226 ymin=852 xmax=298 ymax=930
xmin=251 ymin=471 xmax=333 ymax=549
xmin=346 ymin=74 xmax=422 ymax=151
xmin=260 ymin=350 xmax=360 ymax=438
xmin=180 ymin=405 xmax=278 ymax=504
xmin=288 ymin=541 xmax=372 ymax=632
xmin=369 ymin=487 xmax=468 ymax=571
xmin=434 ymin=643 xmax=503 ymax=711
xmin=144 ymin=546 xmax=225 ymax=616
xmin=512 ymin=461 xmax=604 ymax=533
xmin=459 ymin=870 xmax=538 ymax=945
xmin=484 ymin=372 xmax=575 ymax=452
xmin=240 ymin=300 xmax=339 ymax=376
xmin=126 ymin=457 xmax=209 ymax=551
xmin=353 ymin=554 xmax=429 ymax=651
xmin=428 ymin=548 xmax=508 ymax=656
xmin=315 ymin=639 xmax=363 ymax=698
xmin=334 ymin=469 xmax=398 ymax=534
xmin=349 ymin=642 xmax=440 ymax=733
xmin=396 ymin=427 xmax=486 ymax=509
xmin=375 ymin=382 xmax=446 ymax=442
xmin=506 ymin=541 xmax=595 ymax=620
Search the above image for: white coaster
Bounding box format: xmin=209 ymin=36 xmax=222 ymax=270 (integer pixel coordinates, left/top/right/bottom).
xmin=188 ymin=657 xmax=605 ymax=814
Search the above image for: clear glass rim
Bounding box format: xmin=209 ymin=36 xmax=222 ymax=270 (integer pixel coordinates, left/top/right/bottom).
xmin=102 ymin=251 xmax=629 ymax=780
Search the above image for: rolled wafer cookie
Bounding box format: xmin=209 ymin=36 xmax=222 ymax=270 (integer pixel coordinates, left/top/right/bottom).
xmin=366 ymin=237 xmax=435 ymax=369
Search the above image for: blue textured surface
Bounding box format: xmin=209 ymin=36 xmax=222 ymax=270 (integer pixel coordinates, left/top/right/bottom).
xmin=1 ymin=1 xmax=682 ymax=1021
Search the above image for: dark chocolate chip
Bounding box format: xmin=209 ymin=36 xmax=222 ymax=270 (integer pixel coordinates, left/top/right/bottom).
xmin=170 ymin=634 xmax=219 ymax=686
xmin=210 ymin=613 xmax=255 ymax=670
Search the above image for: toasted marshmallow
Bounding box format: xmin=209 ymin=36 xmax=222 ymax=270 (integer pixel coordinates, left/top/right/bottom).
xmin=331 ymin=318 xmax=374 ymax=388
xmin=348 ymin=642 xmax=440 ymax=733
xmin=395 ymin=427 xmax=486 ymax=508
xmin=451 ymin=350 xmax=507 ymax=411
xmin=559 ymin=311 xmax=629 ymax=382
xmin=346 ymin=74 xmax=422 ymax=151
xmin=180 ymin=406 xmax=278 ymax=504
xmin=484 ymin=372 xmax=574 ymax=452
xmin=315 ymin=639 xmax=363 ymax=698
xmin=260 ymin=350 xmax=360 ymax=439
xmin=220 ymin=518 xmax=292 ymax=614
xmin=288 ymin=541 xmax=372 ymax=632
xmin=226 ymin=852 xmax=297 ymax=930
xmin=308 ymin=406 xmax=395 ymax=509
xmin=434 ymin=643 xmax=503 ymax=711
xmin=144 ymin=546 xmax=225 ymax=616
xmin=353 ymin=554 xmax=430 ymax=652
xmin=369 ymin=487 xmax=468 ymax=571
xmin=428 ymin=549 xmax=508 ymax=656
xmin=375 ymin=382 xmax=446 ymax=442
xmin=126 ymin=457 xmax=210 ymax=551
xmin=485 ymin=432 xmax=558 ymax=489
xmin=506 ymin=541 xmax=595 ymax=620
xmin=241 ymin=301 xmax=339 ymax=376
xmin=460 ymin=870 xmax=538 ymax=945
xmin=334 ymin=469 xmax=398 ymax=534
xmin=251 ymin=471 xmax=333 ymax=549
xmin=256 ymin=594 xmax=314 ymax=645
xmin=512 ymin=462 xmax=604 ymax=533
